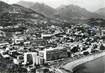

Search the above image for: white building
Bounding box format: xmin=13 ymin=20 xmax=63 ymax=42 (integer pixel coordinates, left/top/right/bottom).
xmin=22 ymin=52 xmax=44 ymax=66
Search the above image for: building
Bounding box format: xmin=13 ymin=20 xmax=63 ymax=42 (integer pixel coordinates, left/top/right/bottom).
xmin=22 ymin=52 xmax=44 ymax=66
xmin=12 ymin=35 xmax=26 ymax=44
xmin=39 ymin=47 xmax=68 ymax=62
xmin=0 ymin=42 xmax=9 ymax=46
xmin=101 ymin=29 xmax=105 ymax=37
xmin=41 ymin=33 xmax=53 ymax=39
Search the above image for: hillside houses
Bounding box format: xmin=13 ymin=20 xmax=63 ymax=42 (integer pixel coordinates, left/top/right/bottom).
xmin=12 ymin=34 xmax=27 ymax=45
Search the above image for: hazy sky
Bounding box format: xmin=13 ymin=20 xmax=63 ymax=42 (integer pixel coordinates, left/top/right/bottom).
xmin=1 ymin=0 xmax=105 ymax=12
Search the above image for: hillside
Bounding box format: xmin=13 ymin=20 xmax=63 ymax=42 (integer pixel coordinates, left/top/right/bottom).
xmin=0 ymin=1 xmax=49 ymax=34
xmin=17 ymin=1 xmax=35 ymax=8
xmin=31 ymin=3 xmax=56 ymax=17
xmin=96 ymin=8 xmax=105 ymax=17
xmin=0 ymin=1 xmax=11 ymax=16
xmin=0 ymin=1 xmax=71 ymax=34
xmin=56 ymin=5 xmax=101 ymax=20
xmin=17 ymin=1 xmax=56 ymax=17
xmin=0 ymin=1 xmax=46 ymax=20
xmin=17 ymin=1 xmax=104 ymax=22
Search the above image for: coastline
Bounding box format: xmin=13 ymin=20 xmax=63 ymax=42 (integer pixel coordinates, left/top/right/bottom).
xmin=61 ymin=51 xmax=105 ymax=72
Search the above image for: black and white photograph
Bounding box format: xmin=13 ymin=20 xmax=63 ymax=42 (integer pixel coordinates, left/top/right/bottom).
xmin=0 ymin=0 xmax=105 ymax=73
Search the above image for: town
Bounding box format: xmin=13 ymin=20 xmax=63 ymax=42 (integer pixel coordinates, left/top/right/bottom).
xmin=0 ymin=17 xmax=105 ymax=73
xmin=0 ymin=1 xmax=105 ymax=73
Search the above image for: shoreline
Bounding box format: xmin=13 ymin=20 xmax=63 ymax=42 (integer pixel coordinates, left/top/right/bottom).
xmin=61 ymin=51 xmax=105 ymax=72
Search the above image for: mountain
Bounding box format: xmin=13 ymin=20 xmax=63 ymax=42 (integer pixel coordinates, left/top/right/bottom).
xmin=96 ymin=8 xmax=105 ymax=17
xmin=17 ymin=1 xmax=34 ymax=8
xmin=17 ymin=1 xmax=56 ymax=17
xmin=0 ymin=1 xmax=48 ymax=32
xmin=0 ymin=1 xmax=11 ymax=15
xmin=0 ymin=1 xmax=70 ymax=41
xmin=17 ymin=1 xmax=105 ymax=22
xmin=56 ymin=5 xmax=102 ymax=21
xmin=0 ymin=1 xmax=67 ymax=32
xmin=0 ymin=1 xmax=45 ymax=18
xmin=30 ymin=3 xmax=56 ymax=17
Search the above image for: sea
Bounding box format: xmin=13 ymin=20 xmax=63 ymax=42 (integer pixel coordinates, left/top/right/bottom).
xmin=73 ymin=55 xmax=105 ymax=73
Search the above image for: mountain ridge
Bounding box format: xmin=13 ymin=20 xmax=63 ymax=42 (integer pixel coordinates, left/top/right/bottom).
xmin=96 ymin=7 xmax=105 ymax=17
xmin=17 ymin=1 xmax=105 ymax=20
xmin=30 ymin=3 xmax=56 ymax=17
xmin=17 ymin=1 xmax=35 ymax=8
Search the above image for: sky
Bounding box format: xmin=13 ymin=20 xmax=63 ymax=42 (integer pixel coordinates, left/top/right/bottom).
xmin=0 ymin=0 xmax=105 ymax=12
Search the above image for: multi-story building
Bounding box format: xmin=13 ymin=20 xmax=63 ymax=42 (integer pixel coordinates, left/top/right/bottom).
xmin=39 ymin=47 xmax=68 ymax=62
